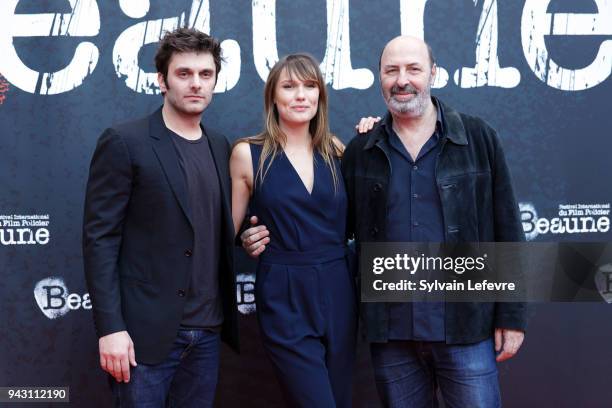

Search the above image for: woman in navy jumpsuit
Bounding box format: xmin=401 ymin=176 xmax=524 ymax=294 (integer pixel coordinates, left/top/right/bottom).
xmin=230 ymin=54 xmax=357 ymax=407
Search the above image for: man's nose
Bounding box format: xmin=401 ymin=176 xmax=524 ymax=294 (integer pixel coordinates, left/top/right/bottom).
xmin=190 ymin=75 xmax=202 ymax=89
xmin=396 ymin=70 xmax=410 ymax=87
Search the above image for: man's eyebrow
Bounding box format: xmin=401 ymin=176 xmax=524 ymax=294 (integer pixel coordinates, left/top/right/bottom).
xmin=173 ymin=67 xmax=215 ymax=73
xmin=382 ymin=62 xmax=422 ymax=69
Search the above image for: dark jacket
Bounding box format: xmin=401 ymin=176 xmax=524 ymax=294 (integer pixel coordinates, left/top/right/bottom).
xmin=342 ymin=99 xmax=527 ymax=344
xmin=83 ymin=107 xmax=238 ymax=364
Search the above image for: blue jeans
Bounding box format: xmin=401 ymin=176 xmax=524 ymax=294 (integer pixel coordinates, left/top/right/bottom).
xmin=110 ymin=329 xmax=220 ymax=408
xmin=370 ymin=338 xmax=500 ymax=408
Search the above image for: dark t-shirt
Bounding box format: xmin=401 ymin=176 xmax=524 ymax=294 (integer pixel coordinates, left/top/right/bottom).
xmin=169 ymin=128 xmax=223 ymax=329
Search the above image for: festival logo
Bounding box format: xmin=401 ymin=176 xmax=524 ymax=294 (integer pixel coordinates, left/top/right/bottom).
xmin=520 ymin=202 xmax=610 ymax=241
xmin=33 ymin=274 xmax=257 ymax=319
xmin=0 ymin=214 xmax=50 ymax=245
xmin=1 ymin=0 xmax=609 ymax=94
xmin=34 ymin=277 xmax=91 ymax=319
xmin=236 ymin=273 xmax=256 ymax=315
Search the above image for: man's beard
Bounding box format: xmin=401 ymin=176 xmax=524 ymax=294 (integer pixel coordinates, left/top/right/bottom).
xmin=386 ymin=83 xmax=430 ymax=117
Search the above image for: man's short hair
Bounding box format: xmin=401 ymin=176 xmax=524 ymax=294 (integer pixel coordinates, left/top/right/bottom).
xmin=378 ymin=42 xmax=436 ymax=72
xmin=155 ymin=27 xmax=223 ymax=84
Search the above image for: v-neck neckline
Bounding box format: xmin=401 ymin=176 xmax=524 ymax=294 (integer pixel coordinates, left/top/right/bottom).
xmin=282 ymin=150 xmax=316 ymax=196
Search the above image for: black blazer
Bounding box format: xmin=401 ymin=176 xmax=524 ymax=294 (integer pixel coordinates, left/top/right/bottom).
xmin=83 ymin=107 xmax=238 ymax=364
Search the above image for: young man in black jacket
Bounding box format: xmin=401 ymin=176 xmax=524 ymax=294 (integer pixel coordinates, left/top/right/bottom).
xmin=83 ymin=28 xmax=238 ymax=407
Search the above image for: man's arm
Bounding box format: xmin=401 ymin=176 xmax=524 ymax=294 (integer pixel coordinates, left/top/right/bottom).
xmin=83 ymin=128 xmax=136 ymax=382
xmin=490 ymin=130 xmax=524 ymax=243
xmin=488 ymin=128 xmax=528 ymax=361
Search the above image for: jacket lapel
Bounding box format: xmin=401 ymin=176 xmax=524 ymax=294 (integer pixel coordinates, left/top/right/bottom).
xmin=149 ymin=108 xmax=193 ymax=228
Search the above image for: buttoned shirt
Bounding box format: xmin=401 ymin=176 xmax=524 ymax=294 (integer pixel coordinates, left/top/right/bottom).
xmin=381 ymin=98 xmax=446 ymax=341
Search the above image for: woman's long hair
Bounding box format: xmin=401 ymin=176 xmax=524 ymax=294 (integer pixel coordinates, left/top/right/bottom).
xmin=240 ymin=53 xmax=342 ymax=191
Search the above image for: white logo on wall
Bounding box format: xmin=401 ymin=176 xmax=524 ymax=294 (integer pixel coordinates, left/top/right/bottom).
xmin=1 ymin=214 xmax=50 ymax=245
xmin=34 ymin=274 xmax=256 ymax=319
xmin=1 ymin=0 xmax=610 ymax=94
xmin=34 ymin=277 xmax=91 ymax=319
xmin=520 ymin=202 xmax=611 ymax=241
xmin=236 ymin=273 xmax=256 ymax=315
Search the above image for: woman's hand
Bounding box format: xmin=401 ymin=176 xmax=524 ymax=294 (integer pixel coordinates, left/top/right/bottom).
xmin=355 ymin=116 xmax=381 ymax=134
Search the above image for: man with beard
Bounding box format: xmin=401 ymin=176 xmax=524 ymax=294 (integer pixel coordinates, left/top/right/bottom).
xmin=345 ymin=35 xmax=527 ymax=406
xmin=242 ymin=35 xmax=528 ymax=407
xmin=83 ymin=28 xmax=238 ymax=407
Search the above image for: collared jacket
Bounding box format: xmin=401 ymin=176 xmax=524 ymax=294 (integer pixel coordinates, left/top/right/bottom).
xmin=342 ymin=99 xmax=527 ymax=344
xmin=83 ymin=108 xmax=239 ymax=364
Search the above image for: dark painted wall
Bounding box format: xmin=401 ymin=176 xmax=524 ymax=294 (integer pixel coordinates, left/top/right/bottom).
xmin=1 ymin=1 xmax=611 ymax=406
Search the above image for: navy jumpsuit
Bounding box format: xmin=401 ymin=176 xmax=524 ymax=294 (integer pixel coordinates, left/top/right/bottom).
xmin=249 ymin=143 xmax=357 ymax=407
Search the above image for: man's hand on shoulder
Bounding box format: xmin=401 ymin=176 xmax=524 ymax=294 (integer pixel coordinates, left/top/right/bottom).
xmin=494 ymin=328 xmax=525 ymax=362
xmin=99 ymin=330 xmax=137 ymax=383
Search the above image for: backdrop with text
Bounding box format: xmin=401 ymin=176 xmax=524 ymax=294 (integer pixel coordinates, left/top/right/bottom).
xmin=1 ymin=1 xmax=611 ymax=406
